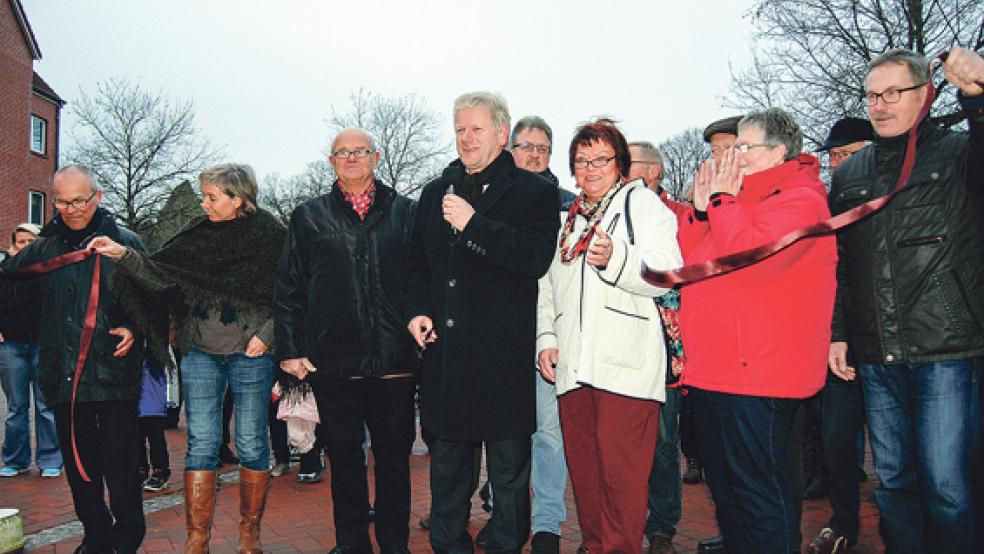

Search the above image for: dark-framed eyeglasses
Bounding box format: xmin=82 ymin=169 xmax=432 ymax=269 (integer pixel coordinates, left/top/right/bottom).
xmin=332 ymin=147 xmax=374 ymax=159
xmin=863 ymin=83 xmax=925 ymax=106
xmin=572 ymin=155 xmax=616 ymax=170
xmin=514 ymin=142 xmax=550 ymax=154
xmin=733 ymin=143 xmax=774 ymax=154
xmin=53 ymin=191 xmax=97 ymax=210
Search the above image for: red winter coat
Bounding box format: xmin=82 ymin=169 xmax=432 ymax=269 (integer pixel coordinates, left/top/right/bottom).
xmin=677 ymin=155 xmax=837 ymax=399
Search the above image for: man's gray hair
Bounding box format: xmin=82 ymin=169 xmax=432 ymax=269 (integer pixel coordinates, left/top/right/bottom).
xmin=454 ymin=91 xmax=510 ymax=132
xmin=54 ymin=164 xmax=101 ymax=191
xmin=738 ymin=108 xmax=803 ymax=161
xmin=628 ymin=141 xmax=664 ymax=185
xmin=331 ymin=127 xmax=376 ymax=154
xmin=511 ymin=116 xmax=553 ymax=148
xmin=199 ymin=163 xmax=258 ymax=217
xmin=868 ymin=49 xmax=931 ymax=87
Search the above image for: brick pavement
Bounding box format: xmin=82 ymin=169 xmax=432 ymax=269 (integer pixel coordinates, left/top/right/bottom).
xmin=1 ymin=418 xmax=885 ymax=553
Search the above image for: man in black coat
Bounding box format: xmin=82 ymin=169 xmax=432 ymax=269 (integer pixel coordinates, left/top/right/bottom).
xmin=275 ymin=128 xmax=419 ymax=554
xmin=406 ymin=92 xmax=560 ymax=554
xmin=829 ymin=48 xmax=984 ymax=552
xmin=0 ymin=165 xmax=146 ymax=554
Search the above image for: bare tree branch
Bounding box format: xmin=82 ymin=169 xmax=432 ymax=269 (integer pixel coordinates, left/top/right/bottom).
xmin=65 ymin=79 xmax=221 ymax=236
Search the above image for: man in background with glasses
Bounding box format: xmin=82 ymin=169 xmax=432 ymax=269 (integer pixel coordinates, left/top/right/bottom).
xmin=275 ymin=128 xmax=419 ymax=554
xmin=506 ymin=115 xmax=571 ymax=554
xmin=0 ymin=165 xmax=147 ymax=554
xmin=828 ymin=47 xmax=984 ymax=552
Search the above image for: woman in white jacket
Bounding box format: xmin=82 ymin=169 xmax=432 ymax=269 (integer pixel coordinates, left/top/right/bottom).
xmin=536 ymin=119 xmax=682 ymax=554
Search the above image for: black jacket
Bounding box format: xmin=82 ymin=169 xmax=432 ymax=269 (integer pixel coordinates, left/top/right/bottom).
xmin=0 ymin=209 xmax=146 ymax=405
xmin=830 ymin=93 xmax=984 ymax=364
xmin=274 ymin=181 xmax=419 ymax=380
xmin=0 ymin=256 xmax=40 ymax=343
xmin=406 ymin=153 xmax=560 ymax=441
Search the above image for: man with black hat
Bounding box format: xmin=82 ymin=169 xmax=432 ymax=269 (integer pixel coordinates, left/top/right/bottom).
xmin=820 ymin=117 xmax=874 ymax=172
xmin=806 ymin=116 xmax=873 ymax=554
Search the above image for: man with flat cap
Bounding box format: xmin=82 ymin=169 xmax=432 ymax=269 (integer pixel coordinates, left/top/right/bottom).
xmin=806 ymin=116 xmax=873 ymax=554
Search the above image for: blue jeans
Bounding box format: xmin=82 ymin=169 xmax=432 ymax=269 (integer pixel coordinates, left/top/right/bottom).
xmin=181 ymin=348 xmax=274 ymax=471
xmin=859 ymin=358 xmax=982 ymax=553
xmin=0 ymin=340 xmax=61 ymax=469
xmin=531 ymin=372 xmax=567 ymax=535
xmin=691 ymin=388 xmax=801 ymax=554
xmin=645 ymin=386 xmax=681 ymax=540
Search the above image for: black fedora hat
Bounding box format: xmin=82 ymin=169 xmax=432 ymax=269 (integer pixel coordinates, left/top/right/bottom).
xmin=819 ymin=117 xmax=874 ymax=151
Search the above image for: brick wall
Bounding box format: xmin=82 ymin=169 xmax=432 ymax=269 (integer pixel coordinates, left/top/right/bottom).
xmin=0 ymin=0 xmax=57 ymax=250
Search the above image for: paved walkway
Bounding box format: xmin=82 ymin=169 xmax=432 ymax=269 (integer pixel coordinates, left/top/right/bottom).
xmin=0 ymin=409 xmax=884 ymax=553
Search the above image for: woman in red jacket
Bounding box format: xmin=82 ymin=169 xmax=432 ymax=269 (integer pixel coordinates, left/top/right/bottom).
xmin=677 ymin=108 xmax=837 ymax=554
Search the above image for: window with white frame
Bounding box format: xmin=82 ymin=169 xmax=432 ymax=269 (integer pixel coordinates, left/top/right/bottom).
xmin=29 ymin=191 xmax=45 ymax=225
xmin=30 ymin=115 xmax=46 ymax=155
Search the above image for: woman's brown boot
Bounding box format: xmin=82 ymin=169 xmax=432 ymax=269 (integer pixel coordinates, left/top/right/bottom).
xmin=237 ymin=468 xmax=271 ymax=553
xmin=184 ymin=470 xmax=217 ymax=554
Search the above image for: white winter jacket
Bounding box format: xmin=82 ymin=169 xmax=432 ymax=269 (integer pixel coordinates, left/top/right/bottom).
xmin=535 ymin=180 xmax=683 ymax=401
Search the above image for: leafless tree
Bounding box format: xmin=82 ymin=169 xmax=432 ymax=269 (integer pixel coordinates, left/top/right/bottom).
xmin=659 ymin=128 xmax=708 ymax=202
xmin=728 ymin=0 xmax=984 ymax=146
xmin=65 ymin=79 xmax=220 ymax=234
xmin=259 ymin=160 xmax=334 ymax=226
xmin=329 ymin=89 xmax=451 ymax=196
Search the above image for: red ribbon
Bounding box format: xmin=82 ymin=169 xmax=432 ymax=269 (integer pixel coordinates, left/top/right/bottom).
xmin=642 ymin=66 xmax=940 ymax=288
xmin=14 ymin=248 xmax=100 ymax=482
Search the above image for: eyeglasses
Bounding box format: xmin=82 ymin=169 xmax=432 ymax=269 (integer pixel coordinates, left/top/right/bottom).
xmin=332 ymin=147 xmax=374 ymax=159
xmin=53 ymin=191 xmax=97 ymax=210
xmin=863 ymin=83 xmax=925 ymax=106
xmin=733 ymin=143 xmax=774 ymax=153
xmin=572 ymin=156 xmax=616 ymax=169
xmin=829 ymin=148 xmax=865 ymax=162
xmin=514 ymin=142 xmax=550 ymax=154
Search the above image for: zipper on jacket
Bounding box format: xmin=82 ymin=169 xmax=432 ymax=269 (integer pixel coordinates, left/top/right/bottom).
xmin=897 ymin=234 xmax=945 ymax=248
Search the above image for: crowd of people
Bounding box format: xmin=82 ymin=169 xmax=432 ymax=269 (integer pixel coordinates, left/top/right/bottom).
xmin=0 ymin=46 xmax=982 ymax=554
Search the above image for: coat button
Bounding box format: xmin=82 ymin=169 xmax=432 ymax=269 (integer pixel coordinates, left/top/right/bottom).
xmin=910 ymin=346 xmax=919 ymax=353
xmin=885 ymin=353 xmax=895 ymax=362
xmin=448 ymin=279 xmax=456 ymax=287
xmin=446 ymin=319 xmax=454 ymax=328
xmin=930 ymin=172 xmax=939 ymax=180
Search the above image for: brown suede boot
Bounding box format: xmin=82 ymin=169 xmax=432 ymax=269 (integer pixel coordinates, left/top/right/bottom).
xmin=237 ymin=468 xmax=271 ymax=554
xmin=184 ymin=470 xmax=217 ymax=554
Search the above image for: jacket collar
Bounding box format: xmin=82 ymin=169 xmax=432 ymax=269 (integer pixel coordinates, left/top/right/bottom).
xmin=740 ymin=154 xmax=821 ymax=201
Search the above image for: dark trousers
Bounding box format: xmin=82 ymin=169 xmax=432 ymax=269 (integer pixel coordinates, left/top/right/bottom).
xmin=269 ymin=400 xmax=290 ymax=465
xmin=429 ymin=435 xmax=531 ymax=554
xmin=679 ymin=391 xmax=699 ymax=461
xmin=691 ymin=388 xmax=801 ymax=554
xmin=53 ymin=400 xmax=146 ymax=554
xmin=138 ymin=415 xmax=169 ymax=477
xmin=315 ymin=376 xmax=416 ymax=550
xmin=820 ymin=376 xmax=864 ymax=543
xmin=646 ymin=386 xmax=681 ymax=539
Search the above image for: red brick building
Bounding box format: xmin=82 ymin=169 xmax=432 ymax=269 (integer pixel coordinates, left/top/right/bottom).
xmin=0 ymin=0 xmax=63 ymax=250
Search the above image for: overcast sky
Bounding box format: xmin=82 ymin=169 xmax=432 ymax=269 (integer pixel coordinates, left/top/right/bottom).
xmin=27 ymin=0 xmax=756 ymax=190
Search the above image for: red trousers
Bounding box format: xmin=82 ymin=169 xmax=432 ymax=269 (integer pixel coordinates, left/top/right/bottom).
xmin=558 ymin=386 xmax=660 ymax=554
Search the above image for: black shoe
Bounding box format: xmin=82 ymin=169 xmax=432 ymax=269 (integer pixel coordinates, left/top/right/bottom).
xmin=297 ymin=468 xmax=322 ymax=484
xmin=419 ymin=515 xmax=431 ymax=530
xmin=218 ymin=444 xmax=239 ymax=466
xmin=697 ymin=536 xmax=726 ymax=553
xmin=143 ymin=472 xmax=170 ymax=492
xmin=682 ymin=457 xmax=703 ymax=484
xmin=531 ymin=531 xmax=561 ymax=554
